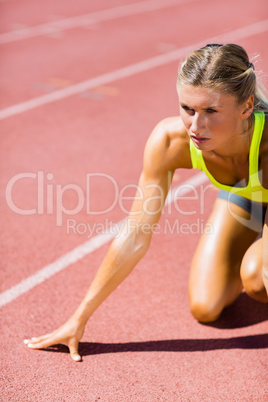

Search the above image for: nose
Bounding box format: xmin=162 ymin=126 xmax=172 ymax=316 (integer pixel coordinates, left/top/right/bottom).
xmin=190 ymin=114 xmax=205 ymax=135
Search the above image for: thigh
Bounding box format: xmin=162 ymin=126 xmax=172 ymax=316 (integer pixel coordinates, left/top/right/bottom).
xmin=188 ymin=196 xmax=259 ymax=321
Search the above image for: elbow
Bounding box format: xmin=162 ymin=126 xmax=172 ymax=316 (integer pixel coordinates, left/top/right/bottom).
xmin=125 ymin=233 xmax=151 ymax=261
xmin=112 ymin=231 xmax=152 ymax=264
xmin=134 ymin=237 xmax=151 ymax=260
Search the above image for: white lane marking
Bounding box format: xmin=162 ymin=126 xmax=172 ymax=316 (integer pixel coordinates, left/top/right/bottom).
xmin=0 ymin=0 xmax=197 ymax=44
xmin=0 ymin=19 xmax=267 ymax=121
xmin=0 ymin=172 xmax=208 ymax=308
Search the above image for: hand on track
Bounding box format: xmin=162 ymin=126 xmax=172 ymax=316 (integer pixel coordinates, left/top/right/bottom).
xmin=24 ymin=319 xmax=85 ymax=362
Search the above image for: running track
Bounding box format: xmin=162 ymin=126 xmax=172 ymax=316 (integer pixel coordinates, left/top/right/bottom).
xmin=1 ymin=0 xmax=268 ymax=400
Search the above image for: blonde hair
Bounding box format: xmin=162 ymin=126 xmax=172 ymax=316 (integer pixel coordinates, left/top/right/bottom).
xmin=177 ymin=44 xmax=268 ymax=113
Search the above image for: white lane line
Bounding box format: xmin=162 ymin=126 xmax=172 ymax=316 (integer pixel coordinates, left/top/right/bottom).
xmin=0 ymin=0 xmax=197 ymax=45
xmin=0 ymin=172 xmax=208 ymax=308
xmin=0 ymin=19 xmax=267 ymax=121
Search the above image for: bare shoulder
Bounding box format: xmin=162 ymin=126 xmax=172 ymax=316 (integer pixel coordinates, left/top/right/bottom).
xmin=143 ymin=116 xmax=192 ymax=177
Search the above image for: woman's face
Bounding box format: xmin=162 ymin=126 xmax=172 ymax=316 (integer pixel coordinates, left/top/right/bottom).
xmin=177 ymin=84 xmax=249 ymax=154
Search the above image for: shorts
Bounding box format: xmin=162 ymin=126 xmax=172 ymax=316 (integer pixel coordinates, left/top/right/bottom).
xmin=217 ymin=189 xmax=266 ymax=232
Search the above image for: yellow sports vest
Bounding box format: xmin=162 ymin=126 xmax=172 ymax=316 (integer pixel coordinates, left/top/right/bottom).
xmin=189 ymin=112 xmax=268 ymax=203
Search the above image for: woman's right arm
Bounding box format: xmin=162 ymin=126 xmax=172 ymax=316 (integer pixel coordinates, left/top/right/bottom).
xmin=24 ymin=117 xmax=190 ymax=361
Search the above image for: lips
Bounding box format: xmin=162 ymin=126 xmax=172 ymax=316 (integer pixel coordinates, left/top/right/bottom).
xmin=190 ymin=135 xmax=210 ymax=144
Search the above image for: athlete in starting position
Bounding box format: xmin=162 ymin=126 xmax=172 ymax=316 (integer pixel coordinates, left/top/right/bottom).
xmin=24 ymin=44 xmax=268 ymax=361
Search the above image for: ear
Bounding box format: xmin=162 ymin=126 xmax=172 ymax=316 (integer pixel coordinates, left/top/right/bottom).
xmin=241 ymin=94 xmax=254 ymax=120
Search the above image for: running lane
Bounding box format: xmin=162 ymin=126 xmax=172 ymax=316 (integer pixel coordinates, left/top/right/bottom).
xmin=0 ymin=0 xmax=268 ymax=401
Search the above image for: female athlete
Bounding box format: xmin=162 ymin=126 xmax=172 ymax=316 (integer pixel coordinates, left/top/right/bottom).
xmin=24 ymin=43 xmax=268 ymax=361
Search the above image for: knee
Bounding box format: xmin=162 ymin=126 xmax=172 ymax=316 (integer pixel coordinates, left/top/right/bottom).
xmin=189 ymin=298 xmax=221 ymax=323
xmin=240 ymin=243 xmax=267 ymax=301
xmin=241 ymin=256 xmax=260 ymax=291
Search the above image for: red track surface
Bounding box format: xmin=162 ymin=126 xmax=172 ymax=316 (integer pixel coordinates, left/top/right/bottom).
xmin=1 ymin=0 xmax=268 ymax=400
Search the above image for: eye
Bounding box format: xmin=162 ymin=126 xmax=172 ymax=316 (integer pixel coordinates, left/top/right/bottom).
xmin=181 ymin=105 xmax=195 ymax=114
xmin=206 ymin=108 xmax=217 ymax=114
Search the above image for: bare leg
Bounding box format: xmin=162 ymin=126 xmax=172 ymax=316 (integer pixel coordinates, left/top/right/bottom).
xmin=188 ymin=198 xmax=259 ymax=323
xmin=241 ymin=238 xmax=268 ymax=302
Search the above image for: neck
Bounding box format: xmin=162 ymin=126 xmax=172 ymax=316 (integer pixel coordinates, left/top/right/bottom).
xmin=214 ymin=116 xmax=254 ymax=158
